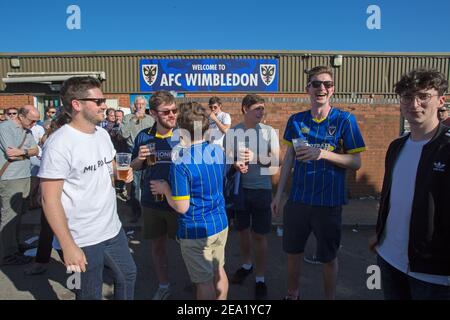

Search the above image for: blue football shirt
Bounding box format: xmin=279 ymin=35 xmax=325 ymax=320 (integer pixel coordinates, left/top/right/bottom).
xmin=283 ymin=107 xmax=366 ymax=207
xmin=170 ymin=141 xmax=228 ymax=239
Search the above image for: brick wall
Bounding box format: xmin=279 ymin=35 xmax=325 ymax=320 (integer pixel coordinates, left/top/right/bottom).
xmin=0 ymin=95 xmax=34 ymax=108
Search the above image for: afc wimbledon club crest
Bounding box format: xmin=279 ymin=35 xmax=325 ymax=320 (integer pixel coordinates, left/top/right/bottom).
xmin=328 ymin=125 xmax=337 ymax=136
xmin=260 ymin=64 xmax=276 ymax=86
xmin=142 ymin=64 xmax=158 ymax=86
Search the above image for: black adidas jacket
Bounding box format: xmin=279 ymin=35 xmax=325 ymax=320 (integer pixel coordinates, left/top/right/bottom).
xmin=376 ymin=124 xmax=450 ymax=275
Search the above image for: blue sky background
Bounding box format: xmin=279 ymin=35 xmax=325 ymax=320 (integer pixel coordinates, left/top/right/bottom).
xmin=0 ymin=0 xmax=449 ymax=53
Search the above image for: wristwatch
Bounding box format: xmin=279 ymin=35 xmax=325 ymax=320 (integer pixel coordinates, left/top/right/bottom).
xmin=23 ymin=149 xmax=29 ymax=158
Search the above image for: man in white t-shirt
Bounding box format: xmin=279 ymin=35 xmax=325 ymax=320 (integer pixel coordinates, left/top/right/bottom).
xmin=370 ymin=69 xmax=450 ymax=300
xmin=39 ymin=76 xmax=136 ymax=300
xmin=207 ymin=96 xmax=231 ymax=147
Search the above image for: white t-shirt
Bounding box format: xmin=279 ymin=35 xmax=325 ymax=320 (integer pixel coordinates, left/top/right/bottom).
xmin=377 ymin=137 xmax=450 ymax=286
xmin=38 ymin=124 xmax=121 ymax=248
xmin=208 ymin=111 xmax=231 ymax=146
xmin=30 ymin=124 xmax=45 ymax=176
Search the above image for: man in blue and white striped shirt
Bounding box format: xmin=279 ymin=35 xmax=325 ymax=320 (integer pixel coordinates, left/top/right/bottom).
xmin=272 ymin=66 xmax=365 ymax=300
xmin=150 ymin=102 xmax=229 ymax=300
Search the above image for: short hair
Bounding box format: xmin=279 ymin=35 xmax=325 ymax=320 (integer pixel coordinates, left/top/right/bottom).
xmin=306 ymin=66 xmax=334 ymax=83
xmin=133 ymin=96 xmax=148 ymax=111
xmin=115 ymin=109 xmax=124 ymax=116
xmin=395 ymin=69 xmax=448 ymax=96
xmin=45 ymin=106 xmax=57 ymax=113
xmin=241 ymin=94 xmax=265 ymax=113
xmin=18 ymin=107 xmax=30 ymax=117
xmin=208 ymin=96 xmax=222 ymax=106
xmin=106 ymin=108 xmax=115 ymax=116
xmin=60 ymin=76 xmax=102 ymax=114
xmin=149 ymin=91 xmax=175 ymax=111
xmin=177 ymin=102 xmax=209 ymax=137
xmin=6 ymin=107 xmax=18 ymax=113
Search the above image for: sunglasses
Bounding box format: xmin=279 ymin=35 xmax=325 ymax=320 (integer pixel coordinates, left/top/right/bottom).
xmin=76 ymin=98 xmax=107 ymax=106
xmin=7 ymin=112 xmax=18 ymax=116
xmin=156 ymin=109 xmax=178 ymax=116
xmin=209 ymin=105 xmax=219 ymax=110
xmin=308 ymin=80 xmax=334 ymax=89
xmin=48 ymin=111 xmax=57 ymax=114
xmin=438 ymin=108 xmax=448 ymax=113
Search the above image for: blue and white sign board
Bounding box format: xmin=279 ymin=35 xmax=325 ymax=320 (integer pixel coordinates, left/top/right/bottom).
xmin=140 ymin=59 xmax=278 ymax=92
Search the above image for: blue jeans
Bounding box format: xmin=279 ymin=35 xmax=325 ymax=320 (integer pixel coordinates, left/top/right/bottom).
xmin=377 ymin=255 xmax=450 ymax=300
xmin=76 ymin=229 xmax=137 ymax=300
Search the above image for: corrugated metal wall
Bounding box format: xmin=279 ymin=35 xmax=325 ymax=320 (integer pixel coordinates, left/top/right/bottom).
xmin=1 ymin=52 xmax=449 ymax=95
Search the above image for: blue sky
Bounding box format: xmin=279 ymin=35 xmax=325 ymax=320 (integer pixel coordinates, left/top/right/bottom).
xmin=1 ymin=0 xmax=449 ymax=53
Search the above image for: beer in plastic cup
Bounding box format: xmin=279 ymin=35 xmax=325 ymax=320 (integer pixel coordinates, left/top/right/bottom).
xmin=292 ymin=138 xmax=309 ymax=154
xmin=147 ymin=143 xmax=157 ymax=166
xmin=116 ymin=153 xmax=131 ymax=181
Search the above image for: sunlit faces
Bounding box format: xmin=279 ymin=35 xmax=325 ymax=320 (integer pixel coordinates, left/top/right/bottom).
xmin=134 ymin=98 xmax=147 ymax=116
xmin=244 ymin=103 xmax=265 ymax=123
xmin=209 ymin=103 xmax=221 ymax=115
xmin=306 ymin=73 xmax=335 ymax=106
xmin=77 ymin=88 xmax=107 ymax=125
xmin=19 ymin=112 xmax=40 ymax=129
xmin=400 ymin=88 xmax=445 ymax=126
xmin=152 ymin=103 xmax=177 ymax=130
xmin=106 ymin=109 xmax=116 ymax=122
xmin=115 ymin=111 xmax=123 ymax=123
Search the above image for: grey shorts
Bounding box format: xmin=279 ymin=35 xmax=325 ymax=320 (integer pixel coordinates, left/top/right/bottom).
xmin=282 ymin=202 xmax=342 ymax=263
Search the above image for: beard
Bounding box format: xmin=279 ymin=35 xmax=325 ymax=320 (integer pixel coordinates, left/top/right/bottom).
xmin=157 ymin=116 xmax=176 ymax=130
xmin=83 ymin=109 xmax=103 ymax=125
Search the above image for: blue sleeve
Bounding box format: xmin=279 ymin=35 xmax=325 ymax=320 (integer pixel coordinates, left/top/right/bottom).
xmin=342 ymin=114 xmax=366 ymax=154
xmin=131 ymin=133 xmax=143 ymax=160
xmin=282 ymin=115 xmax=294 ymax=145
xmin=170 ymin=163 xmax=190 ymax=200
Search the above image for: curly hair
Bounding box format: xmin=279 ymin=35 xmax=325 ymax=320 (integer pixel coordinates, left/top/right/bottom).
xmin=395 ymin=69 xmax=448 ymax=96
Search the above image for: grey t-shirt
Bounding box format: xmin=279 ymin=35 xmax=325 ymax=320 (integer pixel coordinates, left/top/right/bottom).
xmin=224 ymin=122 xmax=279 ymax=190
xmin=0 ymin=120 xmax=37 ymax=180
xmin=120 ymin=113 xmax=155 ymax=151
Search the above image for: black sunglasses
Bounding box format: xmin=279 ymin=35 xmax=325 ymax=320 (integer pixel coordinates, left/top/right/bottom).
xmin=438 ymin=108 xmax=448 ymax=113
xmin=7 ymin=112 xmax=18 ymax=115
xmin=308 ymin=80 xmax=334 ymax=89
xmin=156 ymin=109 xmax=178 ymax=116
xmin=76 ymin=98 xmax=107 ymax=106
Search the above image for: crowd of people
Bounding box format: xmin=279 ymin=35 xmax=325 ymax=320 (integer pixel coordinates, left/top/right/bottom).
xmin=0 ymin=65 xmax=449 ymax=300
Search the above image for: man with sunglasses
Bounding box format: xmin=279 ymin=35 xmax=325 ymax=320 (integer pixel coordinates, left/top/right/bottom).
xmin=5 ymin=107 xmax=18 ymax=120
xmin=120 ymin=96 xmax=155 ymax=223
xmin=207 ymin=96 xmax=231 ymax=147
xmin=272 ymin=66 xmax=365 ymax=300
xmin=38 ymin=77 xmax=136 ymax=299
xmin=0 ymin=105 xmax=40 ymax=265
xmin=130 ymin=91 xmax=179 ymax=300
xmin=369 ymin=69 xmax=450 ymax=300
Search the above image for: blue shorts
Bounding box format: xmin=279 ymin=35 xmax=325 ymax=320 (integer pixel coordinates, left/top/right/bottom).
xmin=282 ymin=202 xmax=342 ymax=263
xmin=234 ymin=188 xmax=272 ymax=235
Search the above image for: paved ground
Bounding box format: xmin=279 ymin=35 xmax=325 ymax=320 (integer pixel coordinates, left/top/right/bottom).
xmin=0 ymin=198 xmax=382 ymax=300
